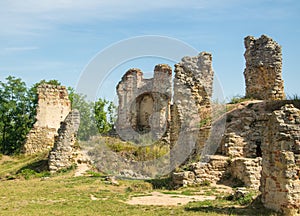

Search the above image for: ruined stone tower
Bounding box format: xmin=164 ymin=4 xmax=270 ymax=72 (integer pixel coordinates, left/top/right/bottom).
xmin=23 ymin=84 xmax=71 ymax=154
xmin=116 ymin=64 xmax=172 ymax=142
xmin=244 ymin=35 xmax=285 ymax=100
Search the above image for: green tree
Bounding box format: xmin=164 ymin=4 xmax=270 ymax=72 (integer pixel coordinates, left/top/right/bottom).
xmin=94 ymin=98 xmax=116 ymax=134
xmin=0 ymin=77 xmax=62 ymax=155
xmin=0 ymin=76 xmax=34 ymax=154
xmin=68 ymin=88 xmax=98 ymax=140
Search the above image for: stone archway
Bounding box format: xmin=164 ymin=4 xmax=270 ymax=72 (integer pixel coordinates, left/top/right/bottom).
xmin=136 ymin=93 xmax=154 ymax=133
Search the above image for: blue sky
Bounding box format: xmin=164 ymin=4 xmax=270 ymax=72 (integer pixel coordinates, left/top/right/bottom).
xmin=0 ymin=0 xmax=299 ymax=102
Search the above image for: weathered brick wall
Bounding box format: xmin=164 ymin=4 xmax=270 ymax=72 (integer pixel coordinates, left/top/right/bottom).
xmin=23 ymin=84 xmax=71 ymax=154
xmin=261 ymin=104 xmax=300 ymax=215
xmin=244 ymin=35 xmax=285 ymax=100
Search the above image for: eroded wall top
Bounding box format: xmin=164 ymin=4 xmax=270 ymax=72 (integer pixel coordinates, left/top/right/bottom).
xmin=244 ymin=35 xmax=285 ymax=100
xmin=35 ymin=84 xmax=71 ymax=130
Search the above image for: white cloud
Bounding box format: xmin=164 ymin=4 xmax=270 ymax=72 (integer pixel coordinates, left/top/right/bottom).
xmin=0 ymin=0 xmax=238 ymax=36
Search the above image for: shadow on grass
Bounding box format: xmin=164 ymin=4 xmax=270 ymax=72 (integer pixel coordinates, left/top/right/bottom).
xmin=184 ymin=198 xmax=279 ymax=216
xmin=146 ymin=176 xmax=173 ymax=190
xmin=18 ymin=159 xmax=49 ymax=173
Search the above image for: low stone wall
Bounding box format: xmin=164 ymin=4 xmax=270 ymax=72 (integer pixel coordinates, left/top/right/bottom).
xmin=230 ymin=158 xmax=262 ymax=190
xmin=261 ymin=104 xmax=300 ymax=215
xmin=172 ymin=155 xmax=229 ymax=187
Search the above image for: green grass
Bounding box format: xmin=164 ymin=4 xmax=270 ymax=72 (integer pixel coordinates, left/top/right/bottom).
xmin=0 ymin=151 xmax=49 ymax=179
xmin=0 ymin=154 xmax=279 ymax=216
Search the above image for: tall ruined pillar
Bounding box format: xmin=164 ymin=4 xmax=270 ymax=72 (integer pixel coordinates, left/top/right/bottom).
xmin=23 ymin=84 xmax=71 ymax=154
xmin=244 ymin=35 xmax=285 ymax=100
xmin=261 ymin=104 xmax=300 ymax=215
xmin=171 ymin=52 xmax=214 ymax=167
xmin=116 ymin=65 xmax=172 ymax=142
xmin=48 ymin=110 xmax=80 ymax=172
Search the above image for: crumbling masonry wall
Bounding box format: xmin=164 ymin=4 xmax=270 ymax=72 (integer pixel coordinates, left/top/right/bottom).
xmin=261 ymin=104 xmax=300 ymax=215
xmin=172 ymin=35 xmax=288 ymax=189
xmin=244 ymin=35 xmax=285 ymax=100
xmin=49 ymin=110 xmax=80 ymax=172
xmin=172 ymin=101 xmax=265 ymax=189
xmin=23 ymin=84 xmax=71 ymax=154
xmin=171 ymin=52 xmax=214 ymax=167
xmin=116 ymin=64 xmax=172 ymax=142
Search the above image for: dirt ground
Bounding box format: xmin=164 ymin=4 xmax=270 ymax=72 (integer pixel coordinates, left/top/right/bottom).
xmin=125 ymin=191 xmax=216 ymax=206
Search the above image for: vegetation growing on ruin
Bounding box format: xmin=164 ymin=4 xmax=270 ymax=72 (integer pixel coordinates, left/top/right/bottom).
xmin=88 ymin=136 xmax=169 ymax=162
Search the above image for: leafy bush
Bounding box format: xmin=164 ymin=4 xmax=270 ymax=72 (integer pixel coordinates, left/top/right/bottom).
xmin=229 ymin=95 xmax=247 ymax=104
xmin=237 ymin=192 xmax=255 ymax=206
xmin=199 ymin=117 xmax=212 ymax=128
xmin=18 ymin=168 xmax=50 ymax=180
xmin=200 ymin=180 xmax=211 ymax=186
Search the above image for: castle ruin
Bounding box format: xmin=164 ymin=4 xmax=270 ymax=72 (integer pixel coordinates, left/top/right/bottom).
xmin=23 ymin=84 xmax=71 ymax=154
xmin=115 ymin=34 xmax=300 ymax=214
xmin=20 ymin=34 xmax=300 ymax=214
xmin=116 ymin=64 xmax=172 ymax=142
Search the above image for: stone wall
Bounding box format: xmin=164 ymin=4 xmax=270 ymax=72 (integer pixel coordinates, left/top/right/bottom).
xmin=171 ymin=52 xmax=214 ymax=167
xmin=23 ymin=84 xmax=71 ymax=154
xmin=230 ymin=157 xmax=262 ymax=189
xmin=116 ymin=64 xmax=172 ymax=142
xmin=261 ymin=104 xmax=300 ymax=215
xmin=172 ymin=101 xmax=268 ymax=189
xmin=48 ymin=110 xmax=80 ymax=172
xmin=244 ymin=35 xmax=285 ymax=100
